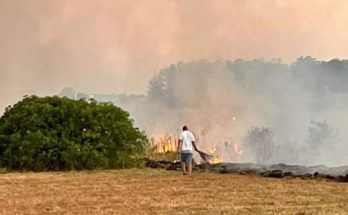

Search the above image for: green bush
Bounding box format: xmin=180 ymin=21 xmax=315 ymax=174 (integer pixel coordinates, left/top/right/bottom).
xmin=0 ymin=95 xmax=147 ymax=171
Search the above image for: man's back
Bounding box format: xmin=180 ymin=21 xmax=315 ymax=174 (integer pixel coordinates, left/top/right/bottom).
xmin=180 ymin=130 xmax=195 ymax=152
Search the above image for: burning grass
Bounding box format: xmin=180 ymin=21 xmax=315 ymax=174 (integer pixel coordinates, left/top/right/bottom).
xmin=0 ymin=169 xmax=348 ymax=214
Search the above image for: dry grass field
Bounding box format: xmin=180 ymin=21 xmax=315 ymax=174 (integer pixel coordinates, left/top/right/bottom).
xmin=0 ymin=169 xmax=348 ymax=215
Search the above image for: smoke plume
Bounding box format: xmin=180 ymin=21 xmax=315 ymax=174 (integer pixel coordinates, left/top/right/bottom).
xmin=125 ymin=58 xmax=348 ymax=166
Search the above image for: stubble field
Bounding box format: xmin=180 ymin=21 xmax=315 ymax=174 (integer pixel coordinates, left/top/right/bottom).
xmin=0 ymin=169 xmax=347 ymax=215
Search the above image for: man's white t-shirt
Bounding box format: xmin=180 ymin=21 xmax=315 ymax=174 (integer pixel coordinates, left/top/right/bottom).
xmin=179 ymin=130 xmax=195 ymax=152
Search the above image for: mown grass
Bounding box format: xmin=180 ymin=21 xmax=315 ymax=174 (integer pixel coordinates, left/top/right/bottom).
xmin=0 ymin=169 xmax=347 ymax=214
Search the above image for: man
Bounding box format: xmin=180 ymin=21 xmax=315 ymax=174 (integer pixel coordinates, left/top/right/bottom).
xmin=177 ymin=125 xmax=198 ymax=175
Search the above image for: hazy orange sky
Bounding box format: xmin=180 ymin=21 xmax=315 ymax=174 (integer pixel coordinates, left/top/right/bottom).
xmin=1 ymin=0 xmax=348 ymax=111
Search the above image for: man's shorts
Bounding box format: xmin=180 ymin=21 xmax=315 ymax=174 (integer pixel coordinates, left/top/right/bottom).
xmin=181 ymin=153 xmax=193 ymax=164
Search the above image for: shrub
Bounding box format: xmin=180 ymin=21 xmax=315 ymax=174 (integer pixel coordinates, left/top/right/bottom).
xmin=0 ymin=96 xmax=147 ymax=171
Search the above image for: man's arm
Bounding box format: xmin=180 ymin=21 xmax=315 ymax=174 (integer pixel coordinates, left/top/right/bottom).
xmin=192 ymin=141 xmax=199 ymax=152
xmin=177 ymin=139 xmax=182 ymax=152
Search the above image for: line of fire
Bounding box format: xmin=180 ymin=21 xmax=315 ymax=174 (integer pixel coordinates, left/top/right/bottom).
xmin=149 ymin=131 xmax=243 ymax=164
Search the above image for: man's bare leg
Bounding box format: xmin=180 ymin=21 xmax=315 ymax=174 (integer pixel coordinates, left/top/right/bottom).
xmin=187 ymin=162 xmax=192 ymax=175
xmin=181 ymin=162 xmax=187 ymax=175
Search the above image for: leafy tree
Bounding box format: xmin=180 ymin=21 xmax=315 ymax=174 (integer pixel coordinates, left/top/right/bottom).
xmin=147 ymin=61 xmax=226 ymax=109
xmin=306 ymin=120 xmax=335 ymax=153
xmin=58 ymin=87 xmax=76 ymax=99
xmin=0 ymin=96 xmax=147 ymax=171
xmin=244 ymin=127 xmax=278 ymax=164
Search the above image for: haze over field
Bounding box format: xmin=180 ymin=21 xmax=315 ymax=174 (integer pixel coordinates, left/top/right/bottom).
xmin=1 ymin=0 xmax=348 ymax=111
xmin=2 ymin=0 xmax=348 ymax=166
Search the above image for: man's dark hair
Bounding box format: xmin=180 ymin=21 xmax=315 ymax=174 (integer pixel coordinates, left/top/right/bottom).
xmin=183 ymin=125 xmax=188 ymax=131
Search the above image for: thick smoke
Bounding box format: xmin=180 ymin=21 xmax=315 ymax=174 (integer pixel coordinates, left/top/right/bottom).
xmin=121 ymin=58 xmax=348 ymax=166
xmin=2 ymin=0 xmax=348 ymax=113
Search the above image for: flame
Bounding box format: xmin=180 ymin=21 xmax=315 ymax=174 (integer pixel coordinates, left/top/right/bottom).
xmin=150 ymin=134 xmax=178 ymax=153
xmin=210 ymin=155 xmax=223 ymax=164
xmin=150 ymin=132 xmax=245 ymax=165
xmin=206 ymin=143 xmax=223 ymax=164
xmin=208 ymin=144 xmax=217 ymax=154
